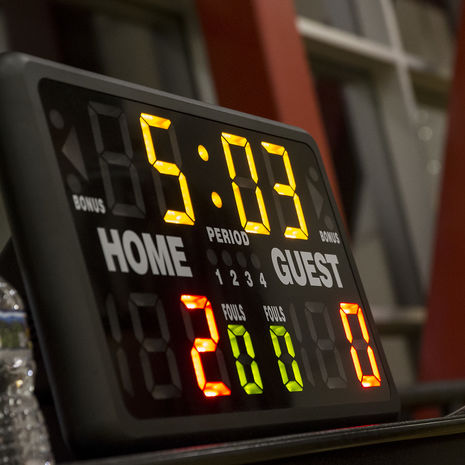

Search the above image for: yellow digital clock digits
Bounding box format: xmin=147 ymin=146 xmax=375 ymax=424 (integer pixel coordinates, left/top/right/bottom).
xmin=140 ymin=113 xmax=195 ymax=226
xmin=221 ymin=132 xmax=271 ymax=235
xmin=262 ymin=141 xmax=309 ymax=240
xmin=140 ymin=116 xmax=309 ymax=239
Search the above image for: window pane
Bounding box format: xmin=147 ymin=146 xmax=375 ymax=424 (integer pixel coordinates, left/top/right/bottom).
xmin=312 ymin=61 xmax=423 ymax=307
xmin=394 ymin=0 xmax=454 ymax=69
xmin=294 ymin=0 xmax=360 ymax=34
xmin=294 ymin=0 xmax=390 ymax=44
xmin=53 ymin=2 xmax=197 ymax=98
xmin=414 ymin=89 xmax=448 ymax=213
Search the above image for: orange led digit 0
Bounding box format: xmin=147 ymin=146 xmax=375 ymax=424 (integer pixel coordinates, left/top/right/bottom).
xmin=261 ymin=141 xmax=308 ymax=240
xmin=340 ymin=303 xmax=381 ymax=388
xmin=221 ymin=133 xmax=270 ymax=235
xmin=140 ymin=113 xmax=195 ymax=225
xmin=181 ymin=295 xmax=231 ymax=397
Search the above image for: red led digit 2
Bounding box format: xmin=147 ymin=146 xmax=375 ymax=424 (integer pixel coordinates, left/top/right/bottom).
xmin=180 ymin=295 xmax=231 ymax=397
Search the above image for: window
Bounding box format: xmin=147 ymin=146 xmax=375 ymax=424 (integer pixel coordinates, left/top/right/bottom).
xmin=0 ymin=0 xmax=215 ymax=253
xmin=52 ymin=0 xmax=214 ymax=101
xmin=295 ymin=0 xmax=456 ymax=386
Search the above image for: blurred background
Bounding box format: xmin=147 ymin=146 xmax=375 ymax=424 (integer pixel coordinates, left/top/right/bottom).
xmin=0 ymin=0 xmax=463 ymax=419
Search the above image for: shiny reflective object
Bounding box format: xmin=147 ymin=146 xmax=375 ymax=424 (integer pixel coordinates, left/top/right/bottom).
xmin=0 ymin=278 xmax=54 ymax=464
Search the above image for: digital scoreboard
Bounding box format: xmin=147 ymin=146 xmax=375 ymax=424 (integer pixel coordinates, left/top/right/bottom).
xmin=0 ymin=53 xmax=398 ymax=456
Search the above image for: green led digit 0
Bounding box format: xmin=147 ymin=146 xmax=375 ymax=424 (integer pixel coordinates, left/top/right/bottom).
xmin=269 ymin=325 xmax=303 ymax=392
xmin=227 ymin=325 xmax=263 ymax=394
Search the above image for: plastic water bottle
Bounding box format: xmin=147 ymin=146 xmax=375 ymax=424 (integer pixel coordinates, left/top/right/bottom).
xmin=0 ymin=277 xmax=54 ymax=464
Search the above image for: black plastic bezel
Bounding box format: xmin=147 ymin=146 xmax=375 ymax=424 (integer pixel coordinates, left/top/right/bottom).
xmin=0 ymin=53 xmax=399 ymax=456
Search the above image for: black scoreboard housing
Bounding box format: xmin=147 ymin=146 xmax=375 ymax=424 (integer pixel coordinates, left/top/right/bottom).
xmin=0 ymin=53 xmax=399 ymax=457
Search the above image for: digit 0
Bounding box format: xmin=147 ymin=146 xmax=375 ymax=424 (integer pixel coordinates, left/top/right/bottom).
xmin=180 ymin=295 xmax=231 ymax=397
xmin=221 ymin=133 xmax=270 ymax=235
xmin=261 ymin=141 xmax=308 ymax=240
xmin=228 ymin=324 xmax=263 ymax=395
xmin=339 ymin=303 xmax=381 ymax=388
xmin=140 ymin=113 xmax=195 ymax=225
xmin=269 ymin=325 xmax=303 ymax=392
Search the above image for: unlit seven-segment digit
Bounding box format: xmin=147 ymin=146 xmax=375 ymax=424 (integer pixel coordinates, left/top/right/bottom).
xmin=89 ymin=102 xmax=145 ymax=218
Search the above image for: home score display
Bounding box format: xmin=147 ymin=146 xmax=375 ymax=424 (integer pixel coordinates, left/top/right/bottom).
xmin=0 ymin=54 xmax=397 ymax=451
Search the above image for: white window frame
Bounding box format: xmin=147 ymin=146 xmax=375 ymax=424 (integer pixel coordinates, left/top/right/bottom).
xmin=296 ymin=0 xmax=452 ymax=302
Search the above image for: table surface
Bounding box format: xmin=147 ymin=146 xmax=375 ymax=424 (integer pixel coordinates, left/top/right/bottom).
xmin=61 ymin=415 xmax=465 ymax=465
